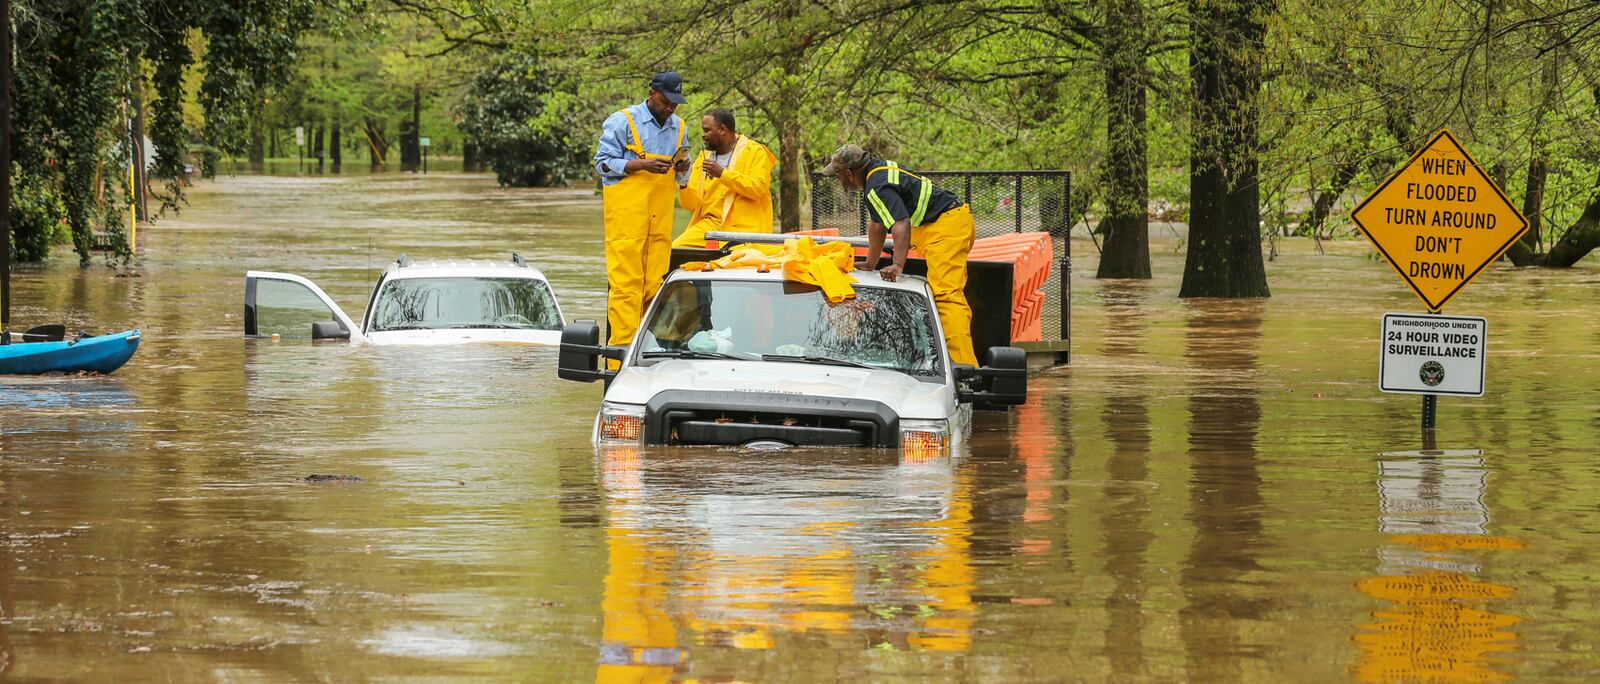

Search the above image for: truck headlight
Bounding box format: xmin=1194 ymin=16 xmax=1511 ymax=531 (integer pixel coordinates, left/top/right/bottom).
xmin=598 ymin=402 xmax=645 ymax=443
xmin=900 ymin=419 xmax=950 ymax=455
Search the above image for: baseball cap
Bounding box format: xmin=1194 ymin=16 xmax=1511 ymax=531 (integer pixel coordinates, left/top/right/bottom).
xmin=649 ymin=71 xmax=688 ymax=104
xmin=820 ymin=144 xmax=869 ymax=175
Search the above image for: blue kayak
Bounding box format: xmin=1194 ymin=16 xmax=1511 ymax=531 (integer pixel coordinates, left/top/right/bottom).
xmin=0 ymin=330 xmax=141 ymax=375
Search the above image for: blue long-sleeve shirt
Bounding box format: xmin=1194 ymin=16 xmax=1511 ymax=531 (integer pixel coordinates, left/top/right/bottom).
xmin=594 ymin=101 xmax=689 ymax=187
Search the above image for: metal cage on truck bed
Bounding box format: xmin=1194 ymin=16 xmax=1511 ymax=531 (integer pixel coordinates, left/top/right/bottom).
xmin=818 ymin=169 xmax=1070 ymax=365
xmin=666 ymin=169 xmax=1071 ymax=367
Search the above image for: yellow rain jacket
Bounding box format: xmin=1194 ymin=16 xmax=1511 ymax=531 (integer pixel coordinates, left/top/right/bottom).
xmin=682 ymin=237 xmax=858 ymax=303
xmin=672 ymin=135 xmax=776 ymax=248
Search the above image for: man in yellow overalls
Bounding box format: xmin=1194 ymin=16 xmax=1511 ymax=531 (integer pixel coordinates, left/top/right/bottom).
xmin=672 ymin=108 xmax=776 ymax=248
xmin=823 ymin=144 xmax=978 ymax=367
xmin=594 ymin=71 xmax=691 ymax=348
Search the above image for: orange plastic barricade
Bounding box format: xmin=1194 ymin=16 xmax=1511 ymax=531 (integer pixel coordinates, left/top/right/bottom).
xmin=969 ymin=232 xmax=1052 ymax=343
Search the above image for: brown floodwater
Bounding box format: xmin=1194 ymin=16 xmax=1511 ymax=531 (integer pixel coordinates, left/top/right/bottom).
xmin=2 ymin=169 xmax=1599 ymax=681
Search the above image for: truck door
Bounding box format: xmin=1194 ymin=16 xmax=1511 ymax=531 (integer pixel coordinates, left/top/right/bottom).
xmin=244 ymin=271 xmax=363 ymax=341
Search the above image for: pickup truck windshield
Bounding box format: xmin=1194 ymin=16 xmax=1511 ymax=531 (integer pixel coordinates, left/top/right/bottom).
xmin=370 ymin=277 xmax=561 ymax=332
xmin=637 ymin=280 xmax=943 ymax=377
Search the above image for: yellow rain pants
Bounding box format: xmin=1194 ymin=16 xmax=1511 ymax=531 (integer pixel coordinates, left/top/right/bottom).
xmin=604 ymin=110 xmax=684 ymax=349
xmin=682 ymin=237 xmax=859 ymax=303
xmin=911 ymin=205 xmax=978 ymax=367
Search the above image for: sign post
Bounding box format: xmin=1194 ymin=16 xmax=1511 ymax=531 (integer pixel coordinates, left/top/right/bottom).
xmin=1352 ymin=129 xmax=1528 ymax=433
xmin=419 ymin=137 xmax=431 ymax=174
xmin=295 ymin=126 xmax=305 ymax=172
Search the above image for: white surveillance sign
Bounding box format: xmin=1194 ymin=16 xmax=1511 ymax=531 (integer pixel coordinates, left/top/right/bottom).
xmin=1379 ymin=313 xmax=1486 ymax=397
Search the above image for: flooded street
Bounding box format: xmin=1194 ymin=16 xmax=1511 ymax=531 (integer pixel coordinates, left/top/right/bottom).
xmin=3 ymin=170 xmax=1600 ymax=680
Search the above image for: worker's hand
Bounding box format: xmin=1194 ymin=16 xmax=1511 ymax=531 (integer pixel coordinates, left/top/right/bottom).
xmin=674 ymin=156 xmax=691 ymax=173
xmin=702 ymin=158 xmax=724 ymax=179
xmin=628 ymin=158 xmax=672 ymax=174
xmin=878 ymin=263 xmax=904 ymax=282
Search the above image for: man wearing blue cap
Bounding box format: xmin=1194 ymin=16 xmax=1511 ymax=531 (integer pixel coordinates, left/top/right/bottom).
xmin=594 ymin=71 xmax=692 ymax=351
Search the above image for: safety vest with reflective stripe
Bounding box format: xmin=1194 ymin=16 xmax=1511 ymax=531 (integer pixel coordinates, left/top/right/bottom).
xmin=865 ymin=161 xmax=936 ymax=226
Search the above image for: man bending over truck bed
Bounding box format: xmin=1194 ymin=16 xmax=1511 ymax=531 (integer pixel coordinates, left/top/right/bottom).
xmin=822 ymin=144 xmax=978 ymax=367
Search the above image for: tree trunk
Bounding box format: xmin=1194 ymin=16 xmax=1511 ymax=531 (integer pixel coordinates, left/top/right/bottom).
xmin=312 ymin=125 xmax=324 ymax=168
xmin=1521 ymin=156 xmax=1545 ymax=249
xmin=1097 ymin=0 xmax=1151 ymax=279
xmin=463 ymin=139 xmax=477 ymax=171
xmin=400 ymin=85 xmax=422 ymax=172
xmin=248 ymin=119 xmax=265 ymax=169
xmin=399 ymin=119 xmax=416 ymax=171
xmin=1540 ymin=192 xmax=1600 ymax=268
xmin=1518 ymin=36 xmax=1559 ymax=256
xmin=364 ymin=118 xmax=388 ymax=168
xmin=130 ymin=78 xmax=150 ymax=221
xmin=269 ymin=126 xmax=278 ymax=159
xmin=330 ymin=120 xmax=342 ymax=168
xmin=777 ymin=112 xmax=801 ymax=233
xmin=1298 ymin=157 xmax=1358 ymax=237
xmin=1180 ymin=0 xmax=1271 ymax=298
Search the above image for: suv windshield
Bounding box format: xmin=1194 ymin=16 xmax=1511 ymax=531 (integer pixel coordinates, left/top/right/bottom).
xmin=637 ymin=279 xmax=943 ymax=377
xmin=370 ymin=277 xmax=561 ymax=332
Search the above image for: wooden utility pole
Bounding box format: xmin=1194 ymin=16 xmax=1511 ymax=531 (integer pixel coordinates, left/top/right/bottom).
xmin=2 ymin=0 xmax=12 ymax=342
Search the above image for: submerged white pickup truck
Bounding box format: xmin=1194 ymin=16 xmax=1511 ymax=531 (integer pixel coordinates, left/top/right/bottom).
xmin=244 ymin=254 xmax=566 ymax=345
xmin=557 ymin=258 xmax=1026 ymax=452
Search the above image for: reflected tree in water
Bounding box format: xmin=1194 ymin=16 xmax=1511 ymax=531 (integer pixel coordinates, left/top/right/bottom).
xmin=1179 ymin=299 xmax=1269 ymax=680
xmin=1098 ymin=281 xmax=1155 ymax=676
xmin=803 ymin=290 xmax=939 ymax=372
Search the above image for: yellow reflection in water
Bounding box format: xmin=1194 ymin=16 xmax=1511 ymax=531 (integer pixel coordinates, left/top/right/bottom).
xmin=1354 ymin=572 xmax=1521 ymax=683
xmin=594 ymin=446 xmax=976 ymax=680
xmin=597 ymin=446 xmax=681 ymax=684
xmin=1354 ymin=453 xmax=1523 ymax=683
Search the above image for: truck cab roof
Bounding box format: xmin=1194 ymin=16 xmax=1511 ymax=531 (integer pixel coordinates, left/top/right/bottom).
xmin=384 ymin=256 xmax=551 ymax=283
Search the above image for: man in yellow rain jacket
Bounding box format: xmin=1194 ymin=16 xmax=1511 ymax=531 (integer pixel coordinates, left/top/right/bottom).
xmin=823 ymin=144 xmax=978 ymax=367
xmin=672 ymin=108 xmax=775 ymax=248
xmin=594 ymin=71 xmax=692 ymax=348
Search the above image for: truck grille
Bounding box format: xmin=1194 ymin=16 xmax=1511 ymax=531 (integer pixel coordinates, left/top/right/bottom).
xmin=643 ymin=390 xmax=899 ymax=448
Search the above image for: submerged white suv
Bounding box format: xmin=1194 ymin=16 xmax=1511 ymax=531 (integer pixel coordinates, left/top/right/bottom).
xmin=244 ymin=254 xmax=565 ymax=345
xmin=558 ymin=266 xmax=1026 ymax=452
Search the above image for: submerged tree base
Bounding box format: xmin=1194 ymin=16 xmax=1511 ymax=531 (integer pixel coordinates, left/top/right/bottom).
xmin=1508 ymin=192 xmax=1600 ymax=268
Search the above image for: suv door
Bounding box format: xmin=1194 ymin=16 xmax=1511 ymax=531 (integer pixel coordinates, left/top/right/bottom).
xmin=244 ymin=271 xmax=364 ymax=341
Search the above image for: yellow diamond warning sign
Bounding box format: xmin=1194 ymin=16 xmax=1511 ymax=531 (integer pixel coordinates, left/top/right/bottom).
xmin=1351 ymin=129 xmax=1529 ymax=312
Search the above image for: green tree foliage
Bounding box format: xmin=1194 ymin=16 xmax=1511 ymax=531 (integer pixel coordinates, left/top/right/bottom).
xmin=8 ymin=169 xmax=66 ymax=262
xmin=27 ymin=0 xmax=1594 ymax=284
xmin=10 ymin=0 xmax=314 ymax=264
xmin=457 ymin=52 xmax=589 ymax=187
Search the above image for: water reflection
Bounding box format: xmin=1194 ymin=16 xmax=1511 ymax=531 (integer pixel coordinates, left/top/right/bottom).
xmin=4 ymin=169 xmax=1598 ymax=678
xmin=1179 ymin=300 xmax=1268 ymax=681
xmin=0 ymin=377 xmax=138 ymax=441
xmin=1097 ymin=281 xmax=1153 ymax=676
xmin=594 ymin=447 xmax=975 ymax=680
xmin=1354 ymin=451 xmax=1524 ymax=682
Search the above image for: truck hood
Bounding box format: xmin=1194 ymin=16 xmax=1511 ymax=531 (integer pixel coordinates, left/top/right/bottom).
xmin=604 ymin=360 xmax=955 ymax=420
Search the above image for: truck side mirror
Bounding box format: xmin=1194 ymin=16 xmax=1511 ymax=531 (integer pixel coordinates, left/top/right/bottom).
xmin=311 ymin=320 xmax=351 ymax=340
xmin=557 ymin=320 xmax=626 ymax=383
xmin=956 ymin=346 xmax=1028 ymax=408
